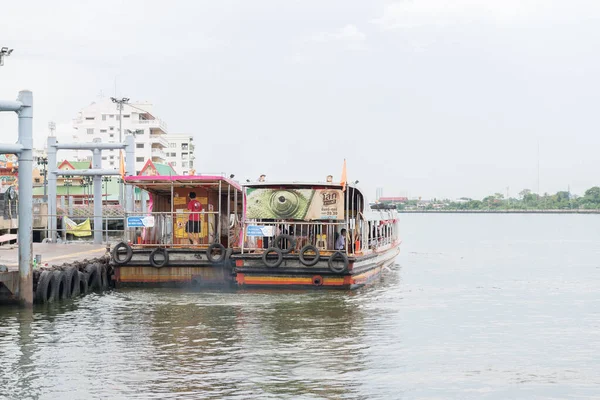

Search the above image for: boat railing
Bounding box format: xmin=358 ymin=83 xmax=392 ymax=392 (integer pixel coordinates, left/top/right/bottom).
xmin=241 ymin=220 xmax=356 ymax=255
xmin=123 ymin=211 xmax=242 ymax=249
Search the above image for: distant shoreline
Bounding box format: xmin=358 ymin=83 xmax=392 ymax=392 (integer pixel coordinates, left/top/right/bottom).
xmin=397 ymin=209 xmax=600 ymax=214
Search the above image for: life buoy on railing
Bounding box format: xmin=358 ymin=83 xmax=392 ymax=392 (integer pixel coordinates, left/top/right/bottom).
xmin=207 ymin=243 xmax=227 ymax=263
xmin=299 ymin=245 xmax=320 ymax=267
xmin=262 ymin=247 xmax=283 ymax=268
xmin=274 ymin=234 xmax=296 ymax=254
xmin=112 ymin=241 xmax=133 ymax=265
xmin=328 ymin=251 xmax=349 ymax=273
xmin=149 ymin=248 xmax=169 ymax=268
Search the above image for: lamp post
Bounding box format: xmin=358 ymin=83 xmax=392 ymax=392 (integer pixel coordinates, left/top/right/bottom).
xmin=64 ymin=178 xmax=72 ymax=198
xmin=102 ymin=176 xmax=111 ymax=204
xmin=0 ymin=47 xmax=14 ymax=66
xmin=111 ymin=96 xmax=129 ymax=206
xmin=37 ymin=156 xmax=48 ymax=202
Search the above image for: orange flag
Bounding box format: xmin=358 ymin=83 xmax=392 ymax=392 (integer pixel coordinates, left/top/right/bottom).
xmin=119 ymin=150 xmax=125 ymax=179
xmin=340 ymin=159 xmax=347 ymax=191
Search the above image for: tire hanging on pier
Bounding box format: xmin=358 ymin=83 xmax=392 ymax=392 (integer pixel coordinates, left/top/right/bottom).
xmin=65 ymin=267 xmax=80 ymax=298
xmin=149 ymin=248 xmax=169 ymax=268
xmin=262 ymin=247 xmax=283 ymax=268
xmin=35 ymin=270 xmax=57 ymax=304
xmin=78 ymin=271 xmax=88 ymax=296
xmin=52 ymin=270 xmax=70 ymax=300
xmin=207 ymin=243 xmax=227 ymax=264
xmin=328 ymin=251 xmax=349 ymax=273
xmin=98 ymin=263 xmax=109 ymax=290
xmin=299 ymin=245 xmax=320 ymax=267
xmin=112 ymin=242 xmax=133 ymax=265
xmin=274 ymin=235 xmax=296 ymax=254
xmin=85 ymin=264 xmax=102 ymax=291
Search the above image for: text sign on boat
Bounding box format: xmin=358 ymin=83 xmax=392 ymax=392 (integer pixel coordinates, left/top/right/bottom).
xmin=246 ymin=225 xmax=274 ymax=237
xmin=127 ymin=216 xmax=155 ymax=228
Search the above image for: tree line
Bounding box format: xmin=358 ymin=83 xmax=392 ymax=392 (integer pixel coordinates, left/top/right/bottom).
xmin=395 ymin=187 xmax=600 ymax=210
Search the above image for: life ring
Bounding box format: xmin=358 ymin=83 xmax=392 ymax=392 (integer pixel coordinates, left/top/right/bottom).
xmin=149 ymin=248 xmax=169 ymax=268
xmin=207 ymin=243 xmax=227 ymax=263
xmin=274 ymin=234 xmax=296 ymax=254
xmin=299 ymin=245 xmax=320 ymax=267
xmin=52 ymin=270 xmax=70 ymax=300
xmin=112 ymin=241 xmax=133 ymax=265
xmin=35 ymin=270 xmax=57 ymax=303
xmin=84 ymin=264 xmax=101 ymax=291
xmin=262 ymin=247 xmax=283 ymax=268
xmin=328 ymin=251 xmax=349 ymax=273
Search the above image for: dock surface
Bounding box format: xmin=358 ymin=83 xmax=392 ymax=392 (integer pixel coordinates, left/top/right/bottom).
xmin=0 ymin=243 xmax=107 ymax=270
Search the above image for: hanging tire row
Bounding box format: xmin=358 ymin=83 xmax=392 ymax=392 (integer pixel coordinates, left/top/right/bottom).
xmin=33 ymin=260 xmax=111 ymax=304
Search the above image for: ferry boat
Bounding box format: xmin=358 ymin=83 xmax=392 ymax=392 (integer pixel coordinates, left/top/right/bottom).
xmin=111 ymin=174 xmax=243 ymax=287
xmin=231 ymin=180 xmax=401 ymax=289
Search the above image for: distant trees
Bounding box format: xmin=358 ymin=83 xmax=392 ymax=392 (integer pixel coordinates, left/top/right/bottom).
xmin=423 ymin=186 xmax=600 ymax=211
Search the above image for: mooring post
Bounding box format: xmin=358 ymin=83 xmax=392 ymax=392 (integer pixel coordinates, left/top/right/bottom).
xmin=92 ymin=148 xmax=103 ymax=244
xmin=17 ymin=90 xmax=33 ymax=305
xmin=47 ymin=136 xmax=57 ymax=242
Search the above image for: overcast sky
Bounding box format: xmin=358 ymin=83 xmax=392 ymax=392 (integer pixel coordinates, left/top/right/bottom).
xmin=1 ymin=0 xmax=599 ymax=200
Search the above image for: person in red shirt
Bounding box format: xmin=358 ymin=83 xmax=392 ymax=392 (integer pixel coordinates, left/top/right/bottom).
xmin=186 ymin=191 xmax=203 ymax=244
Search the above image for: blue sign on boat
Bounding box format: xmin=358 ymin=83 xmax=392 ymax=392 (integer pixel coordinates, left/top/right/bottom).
xmin=127 ymin=216 xmax=155 ymax=228
xmin=246 ymin=225 xmax=274 ymax=237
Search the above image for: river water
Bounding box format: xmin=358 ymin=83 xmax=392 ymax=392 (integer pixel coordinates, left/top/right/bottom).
xmin=1 ymin=214 xmax=599 ymax=399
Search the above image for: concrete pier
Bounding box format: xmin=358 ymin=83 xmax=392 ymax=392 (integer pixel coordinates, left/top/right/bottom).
xmin=0 ymin=243 xmax=107 ymax=303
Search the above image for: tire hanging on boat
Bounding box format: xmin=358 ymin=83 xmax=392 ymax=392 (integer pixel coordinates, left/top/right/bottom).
xmin=262 ymin=247 xmax=283 ymax=268
xmin=207 ymin=243 xmax=227 ymax=263
xmin=149 ymin=248 xmax=169 ymax=268
xmin=328 ymin=251 xmax=349 ymax=273
xmin=274 ymin=235 xmax=296 ymax=254
xmin=112 ymin=241 xmax=133 ymax=265
xmin=299 ymin=245 xmax=320 ymax=267
xmin=52 ymin=270 xmax=70 ymax=300
xmin=35 ymin=270 xmax=57 ymax=304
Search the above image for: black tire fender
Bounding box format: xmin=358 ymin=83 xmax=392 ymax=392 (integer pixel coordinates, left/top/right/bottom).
xmin=299 ymin=245 xmax=320 ymax=267
xmin=262 ymin=247 xmax=283 ymax=268
xmin=207 ymin=243 xmax=227 ymax=263
xmin=274 ymin=235 xmax=296 ymax=254
xmin=98 ymin=263 xmax=109 ymax=290
xmin=78 ymin=271 xmax=89 ymax=296
xmin=112 ymin=241 xmax=133 ymax=265
xmin=52 ymin=270 xmax=70 ymax=300
xmin=328 ymin=251 xmax=349 ymax=273
xmin=149 ymin=248 xmax=169 ymax=268
xmin=65 ymin=267 xmax=80 ymax=297
xmin=35 ymin=270 xmax=57 ymax=303
xmin=84 ymin=264 xmax=101 ymax=291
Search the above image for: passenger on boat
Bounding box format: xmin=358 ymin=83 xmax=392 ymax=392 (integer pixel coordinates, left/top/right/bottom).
xmin=186 ymin=192 xmax=203 ymax=245
xmin=335 ymin=228 xmax=346 ymax=250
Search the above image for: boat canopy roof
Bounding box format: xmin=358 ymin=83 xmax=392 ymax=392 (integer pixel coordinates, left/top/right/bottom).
xmin=124 ymin=175 xmax=242 ymax=195
xmin=244 ymin=181 xmax=359 ymax=191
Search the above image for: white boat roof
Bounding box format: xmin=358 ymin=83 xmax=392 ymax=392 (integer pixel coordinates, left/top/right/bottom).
xmin=243 ymin=181 xmax=359 ymax=190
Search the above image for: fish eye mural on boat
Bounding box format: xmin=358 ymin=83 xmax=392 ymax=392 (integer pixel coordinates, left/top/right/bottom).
xmin=246 ymin=188 xmax=344 ymax=220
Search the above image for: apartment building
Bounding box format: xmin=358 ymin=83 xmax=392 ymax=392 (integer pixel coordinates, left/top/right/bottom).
xmin=71 ymin=98 xmax=169 ymax=174
xmin=164 ymin=134 xmax=195 ymax=175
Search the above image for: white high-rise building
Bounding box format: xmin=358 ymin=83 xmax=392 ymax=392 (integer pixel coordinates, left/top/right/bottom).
xmin=71 ymin=98 xmax=169 ymax=174
xmin=165 ymin=134 xmax=195 ymax=175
